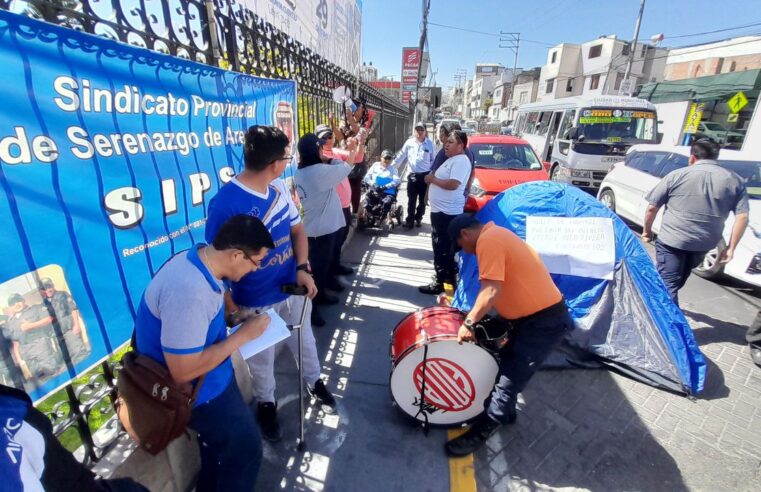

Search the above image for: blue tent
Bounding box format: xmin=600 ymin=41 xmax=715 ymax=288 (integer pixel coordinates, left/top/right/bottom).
xmin=452 ymin=181 xmax=706 ymax=395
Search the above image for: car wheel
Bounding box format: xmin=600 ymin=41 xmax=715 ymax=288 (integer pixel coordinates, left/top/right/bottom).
xmin=599 ymin=189 xmax=616 ymax=213
xmin=693 ymin=239 xmax=726 ymax=279
xmin=550 ymin=165 xmax=560 ymax=182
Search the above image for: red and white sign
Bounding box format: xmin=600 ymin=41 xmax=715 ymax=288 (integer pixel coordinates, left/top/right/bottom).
xmin=401 ymin=47 xmax=421 ymax=104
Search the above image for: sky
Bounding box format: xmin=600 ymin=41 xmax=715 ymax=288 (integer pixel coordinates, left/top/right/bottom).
xmin=360 ymin=0 xmax=761 ymax=91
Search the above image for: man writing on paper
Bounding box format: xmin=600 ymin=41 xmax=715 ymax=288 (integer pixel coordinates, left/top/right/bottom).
xmin=134 ymin=214 xmax=273 ymax=491
xmin=444 ymin=214 xmax=574 ymax=457
xmin=205 ymin=125 xmax=336 ymax=444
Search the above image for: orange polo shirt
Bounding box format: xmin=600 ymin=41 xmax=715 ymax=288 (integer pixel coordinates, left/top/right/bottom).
xmin=476 ymin=222 xmax=562 ymax=320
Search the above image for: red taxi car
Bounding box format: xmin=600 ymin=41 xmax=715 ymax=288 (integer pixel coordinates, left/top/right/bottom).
xmin=465 ymin=135 xmax=548 ymax=212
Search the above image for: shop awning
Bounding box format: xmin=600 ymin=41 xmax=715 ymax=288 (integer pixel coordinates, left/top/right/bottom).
xmin=637 ymin=69 xmax=761 ymax=104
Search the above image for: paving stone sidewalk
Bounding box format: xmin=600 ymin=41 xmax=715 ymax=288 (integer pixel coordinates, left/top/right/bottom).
xmin=475 ymin=243 xmax=761 ymax=492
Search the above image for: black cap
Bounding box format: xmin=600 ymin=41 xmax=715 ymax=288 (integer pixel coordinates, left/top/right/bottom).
xmin=448 ymin=213 xmax=479 ymax=248
xmin=414 ymin=123 xmax=425 ymax=131
xmin=7 ymin=294 xmax=23 ymax=305
xmin=40 ymin=277 xmax=54 ymax=289
xmin=381 ymin=149 xmax=394 ymax=159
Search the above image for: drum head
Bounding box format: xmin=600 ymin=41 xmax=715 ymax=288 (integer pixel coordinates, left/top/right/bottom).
xmin=390 ymin=340 xmax=498 ymax=426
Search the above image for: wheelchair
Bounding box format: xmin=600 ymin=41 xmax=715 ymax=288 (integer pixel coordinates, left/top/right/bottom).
xmin=357 ymin=183 xmax=403 ymax=231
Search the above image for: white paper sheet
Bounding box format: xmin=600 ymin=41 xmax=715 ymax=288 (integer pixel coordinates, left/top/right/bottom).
xmin=526 ymin=216 xmax=616 ymax=280
xmin=231 ymin=308 xmax=291 ymax=360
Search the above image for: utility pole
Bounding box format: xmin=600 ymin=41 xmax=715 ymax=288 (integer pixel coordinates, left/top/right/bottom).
xmin=622 ymin=0 xmax=646 ymax=95
xmin=499 ymin=32 xmax=520 ymax=121
xmin=414 ymin=0 xmax=431 ymax=126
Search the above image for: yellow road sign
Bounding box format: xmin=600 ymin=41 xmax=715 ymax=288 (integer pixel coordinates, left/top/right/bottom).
xmin=683 ymin=103 xmax=705 ymax=134
xmin=727 ymin=91 xmax=748 ymax=114
xmin=727 ymin=113 xmax=739 ymax=123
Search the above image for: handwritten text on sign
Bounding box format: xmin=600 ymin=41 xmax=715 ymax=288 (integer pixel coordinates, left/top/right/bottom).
xmin=526 ymin=217 xmax=616 ymax=280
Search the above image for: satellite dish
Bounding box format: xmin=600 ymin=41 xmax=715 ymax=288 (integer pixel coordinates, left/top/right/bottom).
xmin=650 ymin=33 xmax=664 ymax=45
xmin=332 ymin=85 xmax=352 ymax=105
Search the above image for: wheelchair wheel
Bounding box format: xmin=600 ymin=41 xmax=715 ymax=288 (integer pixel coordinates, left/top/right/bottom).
xmin=394 ymin=206 xmax=403 ymax=226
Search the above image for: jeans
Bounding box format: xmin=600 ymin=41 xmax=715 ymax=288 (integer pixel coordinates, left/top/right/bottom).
xmin=430 ymin=211 xmax=458 ymax=285
xmin=484 ymin=302 xmax=573 ymax=424
xmin=406 ymin=172 xmax=430 ymax=223
xmin=331 ymin=207 xmax=352 ymax=276
xmin=655 ymin=240 xmax=707 ymax=305
xmin=748 ymin=311 xmax=761 ymax=347
xmin=308 ymin=231 xmax=339 ymax=294
xmin=189 ymin=380 xmax=262 ymax=492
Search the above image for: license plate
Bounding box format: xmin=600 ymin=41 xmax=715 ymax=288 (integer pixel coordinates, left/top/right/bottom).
xmin=601 ymin=156 xmax=625 ymax=163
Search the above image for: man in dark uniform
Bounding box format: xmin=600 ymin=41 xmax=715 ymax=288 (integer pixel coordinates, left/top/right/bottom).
xmin=0 ymin=313 xmax=25 ymax=388
xmin=5 ymin=294 xmax=62 ymax=383
xmin=39 ymin=279 xmax=89 ymax=363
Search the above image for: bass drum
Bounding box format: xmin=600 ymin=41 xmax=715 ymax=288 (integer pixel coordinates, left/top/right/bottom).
xmin=390 ymin=307 xmax=499 ymax=426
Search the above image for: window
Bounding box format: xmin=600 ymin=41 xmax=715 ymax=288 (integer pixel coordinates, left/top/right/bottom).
xmin=614 ymin=72 xmax=624 ymax=91
xmin=515 ymin=113 xmax=527 ymax=133
xmin=470 ymin=144 xmax=543 ymax=170
xmin=519 ymin=91 xmax=528 ymax=104
xmin=730 ymin=61 xmax=737 ymax=72
xmin=566 ymin=79 xmax=573 ymax=92
xmin=655 ymin=153 xmax=689 ymax=177
xmin=622 ymin=43 xmax=630 ymax=56
xmin=625 ymin=151 xmax=670 ymax=175
xmin=557 ymin=109 xmax=577 ymax=139
xmin=546 ymin=78 xmax=555 ymax=93
xmin=641 ymin=45 xmax=647 ymax=58
xmin=551 ymin=51 xmax=557 ymax=64
xmin=537 ymin=111 xmax=552 ymax=136
xmin=494 ymin=88 xmax=502 ymax=99
xmin=589 ymin=44 xmax=602 ymax=58
xmin=525 ymin=112 xmax=540 ymax=134
xmin=590 ymin=74 xmax=601 ymax=90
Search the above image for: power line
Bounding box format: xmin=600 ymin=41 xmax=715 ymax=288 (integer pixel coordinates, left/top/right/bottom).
xmin=661 ymin=21 xmax=761 ymax=40
xmin=428 ymin=21 xmax=556 ymax=46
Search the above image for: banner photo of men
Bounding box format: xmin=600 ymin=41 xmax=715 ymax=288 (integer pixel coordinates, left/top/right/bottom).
xmin=0 ymin=10 xmax=297 ymax=401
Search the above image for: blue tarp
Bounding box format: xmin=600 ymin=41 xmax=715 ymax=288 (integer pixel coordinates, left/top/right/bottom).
xmin=452 ymin=181 xmax=706 ymax=395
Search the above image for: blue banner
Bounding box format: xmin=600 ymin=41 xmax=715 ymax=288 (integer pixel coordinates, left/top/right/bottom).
xmin=0 ymin=11 xmax=297 ymax=401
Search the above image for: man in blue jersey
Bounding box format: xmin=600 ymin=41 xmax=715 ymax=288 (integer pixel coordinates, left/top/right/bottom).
xmin=134 ymin=214 xmax=274 ymax=491
xmin=205 ymin=125 xmax=336 ymax=443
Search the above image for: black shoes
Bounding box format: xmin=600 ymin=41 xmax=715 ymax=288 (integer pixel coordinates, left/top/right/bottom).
xmin=751 ymin=345 xmax=761 ymax=367
xmin=257 ymin=402 xmax=282 ymax=442
xmin=314 ymin=292 xmax=339 ymax=305
xmin=335 ymin=264 xmax=354 ymax=276
xmin=419 ymin=281 xmax=444 ymax=295
xmin=404 ymin=219 xmax=414 ymax=229
xmin=445 ymin=413 xmax=502 ymax=457
xmin=415 ymin=219 xmax=422 ymax=227
xmin=308 ymin=379 xmax=337 ymax=414
xmin=326 ymin=277 xmax=345 ymax=292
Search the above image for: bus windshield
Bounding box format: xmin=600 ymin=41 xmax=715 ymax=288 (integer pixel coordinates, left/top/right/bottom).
xmin=577 ymin=108 xmax=657 ymax=144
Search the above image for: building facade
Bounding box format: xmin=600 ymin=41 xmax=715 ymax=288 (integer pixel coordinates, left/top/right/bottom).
xmin=664 ymin=36 xmax=761 ymax=80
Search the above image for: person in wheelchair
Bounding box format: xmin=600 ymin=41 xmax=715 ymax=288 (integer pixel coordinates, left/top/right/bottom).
xmin=359 ymin=150 xmax=402 ymax=228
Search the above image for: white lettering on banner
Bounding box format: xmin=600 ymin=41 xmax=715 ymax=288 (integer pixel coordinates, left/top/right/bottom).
xmin=121 ymin=219 xmax=206 ymax=257
xmin=526 ymin=216 xmax=616 ymax=280
xmin=67 ymin=126 xmax=202 ymax=158
xmin=0 ymin=127 xmax=60 ymax=164
xmin=104 ymin=186 xmax=144 ymax=229
xmin=52 ymin=76 xmax=256 ymax=118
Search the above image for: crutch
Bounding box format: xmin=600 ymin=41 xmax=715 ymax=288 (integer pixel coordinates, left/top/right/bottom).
xmin=281 ymin=283 xmax=310 ymax=451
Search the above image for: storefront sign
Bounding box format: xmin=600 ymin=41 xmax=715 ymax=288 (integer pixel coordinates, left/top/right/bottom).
xmin=683 ymin=103 xmax=705 ymax=134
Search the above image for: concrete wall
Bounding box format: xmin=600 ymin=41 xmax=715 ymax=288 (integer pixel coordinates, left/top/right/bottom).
xmin=742 ymin=103 xmax=761 ymax=155
xmin=665 ymin=36 xmax=761 ymax=80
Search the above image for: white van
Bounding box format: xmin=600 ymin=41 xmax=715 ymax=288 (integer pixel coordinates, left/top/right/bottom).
xmin=514 ymin=95 xmax=659 ymax=190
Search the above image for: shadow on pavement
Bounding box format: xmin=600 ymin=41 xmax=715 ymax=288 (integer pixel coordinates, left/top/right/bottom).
xmin=684 ymin=310 xmax=747 ymax=346
xmin=475 ymin=369 xmax=688 ymax=492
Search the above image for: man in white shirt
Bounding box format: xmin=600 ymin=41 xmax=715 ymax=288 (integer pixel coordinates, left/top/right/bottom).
xmin=420 ymin=129 xmax=472 ymax=294
xmin=392 ymin=123 xmax=435 ymax=228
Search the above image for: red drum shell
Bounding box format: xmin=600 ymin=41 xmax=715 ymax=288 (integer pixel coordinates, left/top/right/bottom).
xmin=391 ymin=307 xmax=465 ymax=365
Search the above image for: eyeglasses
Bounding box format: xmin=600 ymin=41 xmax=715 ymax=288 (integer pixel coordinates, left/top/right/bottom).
xmin=277 ymin=155 xmax=293 ymax=162
xmin=241 ymin=251 xmax=262 ymax=268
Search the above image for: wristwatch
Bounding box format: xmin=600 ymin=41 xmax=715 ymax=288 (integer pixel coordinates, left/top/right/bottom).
xmin=296 ymin=262 xmax=311 ymax=274
xmin=464 ymin=318 xmax=475 ymax=332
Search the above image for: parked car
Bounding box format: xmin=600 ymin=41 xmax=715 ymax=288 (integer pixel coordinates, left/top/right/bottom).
xmin=597 ymin=144 xmax=761 ymax=287
xmin=697 ymin=121 xmax=745 ymax=146
xmin=465 ymin=135 xmax=549 ymax=212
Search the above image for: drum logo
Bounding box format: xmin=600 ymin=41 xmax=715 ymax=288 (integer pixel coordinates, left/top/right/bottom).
xmin=413 ymin=358 xmax=475 ymax=412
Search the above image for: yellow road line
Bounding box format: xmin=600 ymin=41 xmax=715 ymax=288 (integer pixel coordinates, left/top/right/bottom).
xmin=448 ymin=428 xmax=477 ymax=492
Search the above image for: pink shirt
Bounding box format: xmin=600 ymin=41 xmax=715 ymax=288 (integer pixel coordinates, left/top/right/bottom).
xmin=323 ymin=147 xmax=352 ymax=208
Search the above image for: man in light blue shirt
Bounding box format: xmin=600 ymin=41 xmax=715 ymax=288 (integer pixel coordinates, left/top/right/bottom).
xmin=392 ymin=123 xmax=435 ymax=228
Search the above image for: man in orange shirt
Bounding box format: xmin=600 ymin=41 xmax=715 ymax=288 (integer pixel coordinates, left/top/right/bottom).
xmin=444 ymin=213 xmax=574 ymax=457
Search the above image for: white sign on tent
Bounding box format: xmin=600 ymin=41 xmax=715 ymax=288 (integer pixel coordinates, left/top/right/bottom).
xmin=526 ymin=217 xmax=616 ymax=280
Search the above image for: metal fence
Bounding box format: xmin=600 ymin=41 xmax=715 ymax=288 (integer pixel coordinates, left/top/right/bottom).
xmin=0 ymin=0 xmax=411 ymax=464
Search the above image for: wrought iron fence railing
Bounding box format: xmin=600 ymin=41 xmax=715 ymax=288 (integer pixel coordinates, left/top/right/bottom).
xmin=0 ymin=0 xmax=410 ymax=464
